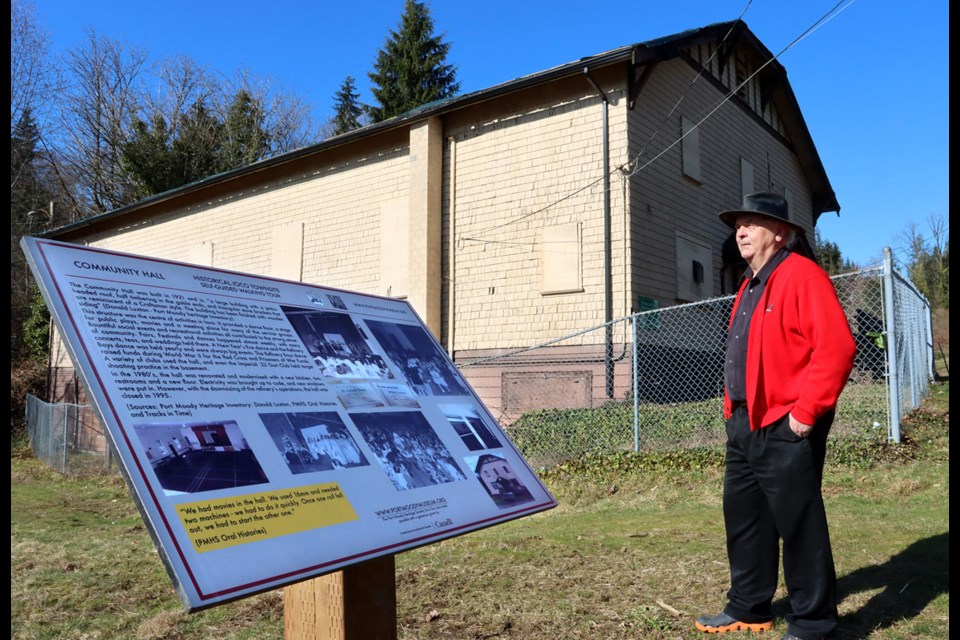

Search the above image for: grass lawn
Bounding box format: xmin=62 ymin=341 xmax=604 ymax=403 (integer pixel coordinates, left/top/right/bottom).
xmin=11 ymin=382 xmax=948 ymax=639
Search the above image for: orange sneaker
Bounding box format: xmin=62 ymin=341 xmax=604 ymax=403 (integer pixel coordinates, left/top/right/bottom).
xmin=695 ymin=612 xmax=773 ymax=633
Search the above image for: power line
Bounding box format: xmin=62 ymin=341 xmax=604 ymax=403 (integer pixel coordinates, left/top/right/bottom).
xmin=626 ymin=1 xmax=753 ymax=174
xmin=625 ymin=0 xmax=854 ymax=180
xmin=462 ymin=4 xmax=754 ymax=246
xmin=462 ymin=0 xmax=856 ymax=250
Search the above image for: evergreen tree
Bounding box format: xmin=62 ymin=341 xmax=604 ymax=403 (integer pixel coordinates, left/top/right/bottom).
xmin=173 ymin=100 xmax=224 ymax=182
xmin=814 ymin=229 xmax=842 ymax=275
xmin=11 ymin=109 xmax=57 ymax=359
xmin=367 ymin=0 xmax=460 ymax=122
xmin=121 ymin=100 xmax=225 ymax=197
xmin=219 ymin=89 xmax=268 ymax=171
xmin=813 ymin=228 xmax=856 ymax=275
xmin=23 ymin=284 xmax=51 ymax=360
xmin=11 ymin=109 xmax=52 ymax=233
xmin=120 ymin=112 xmax=176 ymax=198
xmin=330 ymin=76 xmax=365 ymax=136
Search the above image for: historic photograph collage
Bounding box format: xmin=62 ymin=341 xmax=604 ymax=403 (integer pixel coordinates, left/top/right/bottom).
xmin=133 ymin=303 xmax=535 ymax=509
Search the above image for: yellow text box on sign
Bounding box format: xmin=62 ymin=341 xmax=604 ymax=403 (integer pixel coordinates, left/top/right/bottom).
xmin=175 ymin=482 xmax=358 ymax=552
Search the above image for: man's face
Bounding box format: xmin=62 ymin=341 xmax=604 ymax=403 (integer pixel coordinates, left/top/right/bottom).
xmin=734 ymin=213 xmax=786 ymax=267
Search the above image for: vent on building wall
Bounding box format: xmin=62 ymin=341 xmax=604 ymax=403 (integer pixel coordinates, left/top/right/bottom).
xmin=692 ymin=260 xmax=705 ymax=284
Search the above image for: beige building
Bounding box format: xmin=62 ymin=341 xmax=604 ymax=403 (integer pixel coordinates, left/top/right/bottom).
xmin=46 ymin=20 xmax=838 ymax=422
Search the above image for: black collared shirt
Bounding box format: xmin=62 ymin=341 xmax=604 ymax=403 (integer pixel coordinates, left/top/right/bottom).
xmin=724 ymin=247 xmax=791 ymax=402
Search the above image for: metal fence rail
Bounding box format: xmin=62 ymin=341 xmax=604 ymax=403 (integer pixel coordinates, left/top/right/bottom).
xmin=25 ymin=249 xmax=932 ymax=475
xmin=460 ymin=249 xmax=932 ymax=468
xmin=25 ymin=394 xmax=115 ymax=476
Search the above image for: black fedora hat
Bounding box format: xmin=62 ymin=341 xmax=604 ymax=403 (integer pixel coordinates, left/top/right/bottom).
xmin=718 ymin=191 xmax=804 ymax=234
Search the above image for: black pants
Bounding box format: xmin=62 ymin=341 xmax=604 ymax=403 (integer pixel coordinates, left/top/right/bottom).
xmin=722 ymin=407 xmax=838 ymax=640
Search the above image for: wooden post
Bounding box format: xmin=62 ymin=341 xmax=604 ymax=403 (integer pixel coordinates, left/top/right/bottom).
xmin=284 ymin=555 xmax=397 ymax=640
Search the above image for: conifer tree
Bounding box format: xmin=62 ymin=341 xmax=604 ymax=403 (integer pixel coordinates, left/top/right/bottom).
xmin=219 ymin=90 xmax=268 ymax=170
xmin=121 ymin=100 xmax=224 ymax=197
xmin=368 ymin=0 xmax=460 ymax=122
xmin=11 ymin=109 xmax=56 ymax=359
xmin=330 ymin=76 xmax=365 ymax=136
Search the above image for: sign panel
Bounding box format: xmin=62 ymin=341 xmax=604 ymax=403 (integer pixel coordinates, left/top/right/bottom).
xmin=22 ymin=237 xmax=557 ymax=611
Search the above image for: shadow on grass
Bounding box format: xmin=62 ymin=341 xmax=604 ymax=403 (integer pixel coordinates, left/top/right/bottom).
xmin=772 ymin=532 xmax=949 ymax=639
xmin=835 ymin=532 xmax=949 ymax=638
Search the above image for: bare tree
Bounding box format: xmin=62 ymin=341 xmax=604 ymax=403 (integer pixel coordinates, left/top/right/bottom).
xmin=56 ymin=28 xmax=148 ymax=216
xmin=11 ymin=2 xmax=61 ymax=362
xmin=11 ymin=0 xmax=63 ymax=210
xmin=119 ymin=57 xmax=319 ymax=197
xmin=896 ymin=213 xmax=950 ymax=309
xmin=143 ymin=54 xmax=218 ymax=132
xmin=925 ymin=212 xmax=949 ymax=308
xmin=10 ymin=0 xmax=57 ymax=135
xmin=213 ymin=67 xmax=316 ymax=159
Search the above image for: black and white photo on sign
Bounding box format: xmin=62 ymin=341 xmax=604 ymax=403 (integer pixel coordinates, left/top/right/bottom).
xmin=362 ymin=319 xmax=470 ymax=396
xmin=133 ymin=420 xmax=269 ymax=495
xmin=349 ymin=411 xmax=466 ymax=491
xmin=439 ymin=403 xmax=502 ymax=451
xmin=281 ymin=306 xmax=395 ymax=380
xmin=328 ymin=380 xmax=421 ymax=411
xmin=465 ymin=454 xmax=535 ymax=509
xmin=328 ymin=380 xmax=387 ymax=410
xmin=259 ymin=411 xmax=369 ymax=475
xmin=326 ymin=294 xmax=348 ymax=309
xmin=374 ymin=382 xmax=420 ymax=408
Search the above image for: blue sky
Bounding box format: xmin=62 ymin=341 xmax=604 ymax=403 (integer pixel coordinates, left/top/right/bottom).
xmin=29 ymin=0 xmax=948 ymax=269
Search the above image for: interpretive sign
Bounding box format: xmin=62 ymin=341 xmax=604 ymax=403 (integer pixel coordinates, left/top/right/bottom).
xmin=22 ymin=237 xmax=557 ymax=611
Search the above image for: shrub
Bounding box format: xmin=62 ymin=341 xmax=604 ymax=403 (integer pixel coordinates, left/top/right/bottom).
xmin=10 ymin=357 xmax=47 ymax=446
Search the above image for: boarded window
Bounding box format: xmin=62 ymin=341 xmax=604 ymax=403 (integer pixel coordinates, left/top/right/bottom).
xmin=541 ymin=222 xmax=582 ymax=295
xmin=271 ymin=222 xmax=303 ymax=281
xmin=681 ymin=116 xmax=701 ymax=182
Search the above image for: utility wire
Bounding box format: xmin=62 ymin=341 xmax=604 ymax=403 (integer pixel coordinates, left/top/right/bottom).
xmin=625 ymin=0 xmax=854 ymax=179
xmin=462 ymin=0 xmax=855 ymax=248
xmin=464 ymin=0 xmax=753 ymax=245
xmin=627 ymin=1 xmax=753 ymax=173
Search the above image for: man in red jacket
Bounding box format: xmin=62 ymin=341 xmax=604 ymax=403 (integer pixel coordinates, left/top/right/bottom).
xmin=695 ymin=193 xmax=856 ymax=640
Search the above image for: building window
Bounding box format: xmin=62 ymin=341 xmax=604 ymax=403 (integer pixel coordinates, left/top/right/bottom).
xmin=188 ymin=241 xmax=214 ymax=267
xmin=681 ymin=116 xmax=701 ymax=183
xmin=271 ymin=222 xmax=303 ymax=281
xmin=735 ymin=56 xmax=749 ymax=100
xmin=541 ymin=222 xmax=582 ymax=294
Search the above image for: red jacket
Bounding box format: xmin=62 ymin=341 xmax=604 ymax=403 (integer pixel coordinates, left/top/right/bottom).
xmin=724 ymin=252 xmax=856 ymax=431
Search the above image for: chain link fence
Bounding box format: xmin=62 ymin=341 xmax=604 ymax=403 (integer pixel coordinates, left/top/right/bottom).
xmin=24 ymin=250 xmax=932 ymax=475
xmin=25 ymin=394 xmax=117 ymax=476
xmin=460 ymin=251 xmax=933 ymax=468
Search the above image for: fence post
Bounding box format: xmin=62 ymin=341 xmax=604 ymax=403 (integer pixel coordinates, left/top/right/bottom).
xmin=632 ymin=315 xmax=639 ymax=452
xmin=48 ymin=403 xmax=55 ymax=469
xmin=62 ymin=403 xmax=69 ymax=472
xmin=924 ymin=297 xmax=935 ymax=381
xmin=882 ymin=247 xmax=902 ymax=443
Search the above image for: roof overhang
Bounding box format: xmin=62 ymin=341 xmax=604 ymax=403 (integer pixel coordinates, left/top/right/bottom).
xmin=46 ymin=19 xmax=837 ymax=238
